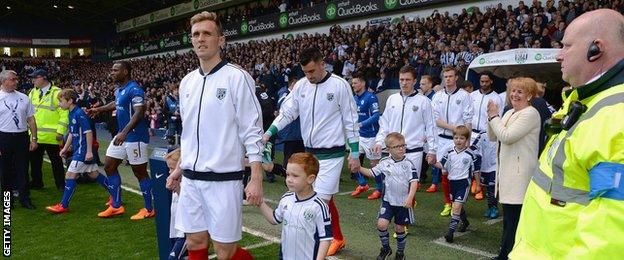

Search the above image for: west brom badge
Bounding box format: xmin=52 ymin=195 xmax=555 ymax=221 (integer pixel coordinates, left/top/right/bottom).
xmin=216 ymin=88 xmax=227 ymax=100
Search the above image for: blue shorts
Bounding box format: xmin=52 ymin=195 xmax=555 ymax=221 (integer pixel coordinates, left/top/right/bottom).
xmin=480 ymin=171 xmax=496 ymax=186
xmin=449 ymin=178 xmax=471 ymax=204
xmin=378 ymin=200 xmax=414 ymax=226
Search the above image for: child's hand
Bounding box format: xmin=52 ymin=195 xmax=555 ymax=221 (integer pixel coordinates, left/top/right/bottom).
xmin=166 ymin=167 xmax=182 ymax=193
xmin=403 ymin=197 xmax=415 ymax=208
xmin=475 ymin=184 xmax=482 ymax=194
xmin=442 ymin=170 xmax=448 ymax=176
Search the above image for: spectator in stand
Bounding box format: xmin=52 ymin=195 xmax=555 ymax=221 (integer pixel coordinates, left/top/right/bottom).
xmin=6 ymin=0 xmax=617 ymax=149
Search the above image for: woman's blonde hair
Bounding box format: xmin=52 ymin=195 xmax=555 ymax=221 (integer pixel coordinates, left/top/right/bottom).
xmin=506 ymin=77 xmax=538 ymax=104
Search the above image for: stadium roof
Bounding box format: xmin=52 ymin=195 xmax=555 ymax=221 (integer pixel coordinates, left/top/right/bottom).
xmin=1 ymin=0 xmax=190 ymax=30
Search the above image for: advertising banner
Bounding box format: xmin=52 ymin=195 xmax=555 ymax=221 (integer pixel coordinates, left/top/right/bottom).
xmin=112 ymin=0 xmax=455 ymax=58
xmin=117 ymin=0 xmax=231 ymax=32
xmin=32 ymin=38 xmax=70 ymax=46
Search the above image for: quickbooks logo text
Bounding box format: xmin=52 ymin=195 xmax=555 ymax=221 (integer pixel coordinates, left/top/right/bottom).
xmin=286 ymin=11 xmax=322 ymax=27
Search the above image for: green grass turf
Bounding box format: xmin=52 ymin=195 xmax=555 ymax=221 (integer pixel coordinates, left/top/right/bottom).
xmin=11 ymin=162 xmax=278 ymax=259
xmin=22 ymin=138 xmax=503 ymax=259
xmin=245 ymin=152 xmax=503 ymax=259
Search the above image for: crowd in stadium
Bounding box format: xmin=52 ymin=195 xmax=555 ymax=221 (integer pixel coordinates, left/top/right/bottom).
xmin=0 ymin=0 xmax=624 ymax=258
xmin=4 ymin=0 xmax=622 ymax=122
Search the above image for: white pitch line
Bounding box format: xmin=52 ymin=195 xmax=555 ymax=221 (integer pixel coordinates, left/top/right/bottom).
xmin=335 ymin=191 xmax=352 ymax=196
xmin=432 ymin=237 xmax=497 ymax=258
xmin=43 ymin=158 xmax=143 ymax=195
xmin=453 ymin=230 xmax=472 ymax=237
xmin=45 ymin=159 xmax=343 ymax=258
xmin=243 ymin=240 xmax=275 ymax=250
xmin=242 ymin=227 xmax=281 ymax=243
xmin=263 ymin=197 xmax=278 ymax=204
xmin=484 ymin=218 xmax=503 ymax=225
xmin=208 ymin=241 xmax=275 ymax=259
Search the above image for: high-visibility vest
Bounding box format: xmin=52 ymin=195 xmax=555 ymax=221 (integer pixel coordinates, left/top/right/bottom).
xmin=511 ymin=72 xmax=624 ymax=259
xmin=28 ymin=85 xmax=68 ymax=145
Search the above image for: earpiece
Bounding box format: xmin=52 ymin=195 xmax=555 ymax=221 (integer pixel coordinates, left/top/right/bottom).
xmin=587 ymin=41 xmax=601 ymax=62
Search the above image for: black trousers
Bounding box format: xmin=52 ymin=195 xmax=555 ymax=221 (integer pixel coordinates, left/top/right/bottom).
xmin=498 ymin=203 xmax=522 ymax=259
xmin=0 ymin=131 xmax=31 ymax=203
xmin=282 ymin=140 xmax=305 ymax=168
xmin=29 ymin=143 xmax=65 ymax=189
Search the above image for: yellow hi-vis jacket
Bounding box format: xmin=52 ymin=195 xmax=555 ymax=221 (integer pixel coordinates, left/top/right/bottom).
xmin=511 ymin=60 xmax=624 ymax=259
xmin=28 ymin=85 xmax=68 ymax=145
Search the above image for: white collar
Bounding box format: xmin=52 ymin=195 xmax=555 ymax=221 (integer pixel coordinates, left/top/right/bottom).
xmin=40 ymin=83 xmax=51 ymax=94
xmin=585 ymin=71 xmax=607 ymax=85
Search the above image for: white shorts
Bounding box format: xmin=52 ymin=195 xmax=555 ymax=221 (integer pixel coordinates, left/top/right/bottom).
xmin=359 ymin=137 xmax=381 ymax=160
xmin=175 ymin=177 xmax=243 ymax=243
xmin=313 ymin=157 xmax=344 ymax=200
xmin=472 ymin=132 xmax=498 ymax=173
xmin=169 ymin=192 xmax=184 ymax=238
xmin=437 ymin=138 xmax=454 ymax=163
xmin=67 ymin=160 xmax=99 ymax=173
xmin=405 ymin=151 xmax=423 ymax=179
xmin=105 ymin=141 xmax=148 ymax=165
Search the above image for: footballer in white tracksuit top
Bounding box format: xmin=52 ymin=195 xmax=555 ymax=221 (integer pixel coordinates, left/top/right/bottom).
xmin=176 ymin=61 xmax=264 ymax=242
xmin=431 ymin=88 xmax=474 ymax=155
xmin=469 ymin=89 xmax=504 ymax=174
xmin=375 ymin=91 xmax=438 ymax=178
xmin=267 ymin=72 xmax=359 ymax=199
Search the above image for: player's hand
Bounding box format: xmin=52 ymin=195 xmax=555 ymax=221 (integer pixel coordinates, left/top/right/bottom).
xmin=245 ymin=178 xmax=263 ymax=206
xmin=348 ymin=157 xmax=361 ymax=173
xmin=85 ymin=151 xmax=93 ymax=161
xmin=86 ymin=107 xmax=100 ymax=118
xmin=113 ymin=132 xmax=126 ymax=146
xmin=426 ymin=153 xmax=437 ymax=165
xmin=261 ymin=133 xmax=271 ymax=144
xmin=59 ymin=148 xmax=67 ymax=158
xmin=372 ymin=143 xmax=383 ymax=155
xmin=166 ymin=167 xmax=182 ymax=193
xmin=29 ymin=140 xmax=38 ymax=151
